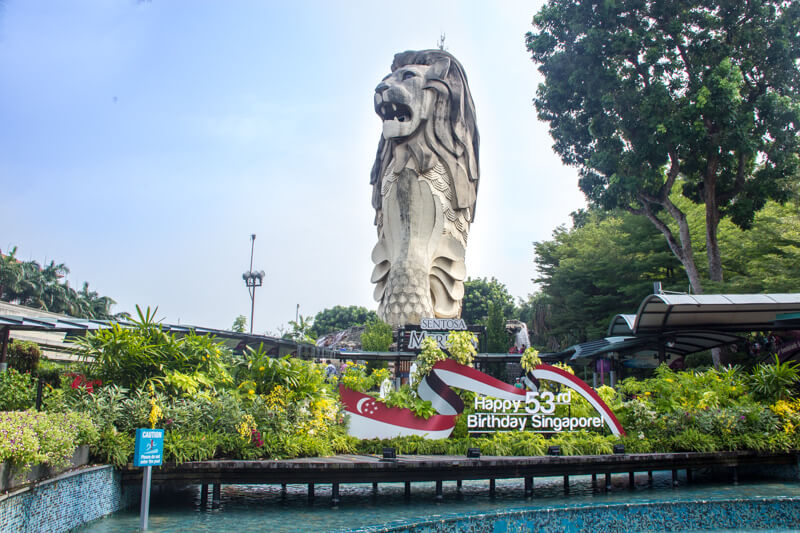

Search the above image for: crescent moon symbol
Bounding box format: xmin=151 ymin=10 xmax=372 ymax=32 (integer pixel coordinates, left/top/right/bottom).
xmin=356 ymin=398 xmax=369 ymax=414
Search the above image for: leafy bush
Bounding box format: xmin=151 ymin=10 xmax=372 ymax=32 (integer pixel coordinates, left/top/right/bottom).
xmin=340 ymin=362 xmax=372 ymax=392
xmin=0 ymin=411 xmax=98 ymax=472
xmin=665 ymin=428 xmax=717 ymax=452
xmin=75 ymin=305 xmax=232 ymax=394
xmin=749 ymin=355 xmax=800 ymax=403
xmin=164 ymin=431 xmax=222 ymax=463
xmin=361 ymin=319 xmax=393 ymax=351
xmin=378 ymin=385 xmax=436 ymax=418
xmin=7 ymin=340 xmax=41 ymax=374
xmin=446 ymin=331 xmax=478 ymax=367
xmin=0 ymin=368 xmax=35 ymax=410
xmin=413 ymin=337 xmax=448 ymax=381
xmin=520 ymin=347 xmax=542 ymax=372
xmin=92 ymin=427 xmax=134 ymax=467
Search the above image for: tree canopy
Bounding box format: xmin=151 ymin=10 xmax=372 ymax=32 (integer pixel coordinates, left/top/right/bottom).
xmin=534 ymin=209 xmax=684 ymax=346
xmin=310 ymin=305 xmax=379 ymax=337
xmin=461 ymin=277 xmax=516 ymax=325
xmin=360 ymin=319 xmax=393 ymax=352
xmin=531 ymin=199 xmax=800 ymax=350
xmin=527 ymin=0 xmax=800 ymax=293
xmin=0 ymin=246 xmax=120 ymax=319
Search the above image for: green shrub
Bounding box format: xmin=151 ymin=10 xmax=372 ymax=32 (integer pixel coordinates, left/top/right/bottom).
xmin=379 ymin=385 xmax=436 ymax=418
xmin=164 ymin=431 xmax=222 ymax=463
xmin=685 ymin=351 xmax=713 ymax=369
xmin=0 ymin=411 xmax=97 ymax=472
xmin=0 ymin=368 xmax=35 ymax=410
xmin=666 ymin=428 xmax=717 ymax=452
xmin=749 ymin=355 xmax=800 ymax=403
xmin=74 ymin=305 xmax=232 ymax=394
xmin=92 ymin=427 xmax=134 ymax=467
xmin=7 ymin=340 xmax=41 ymax=374
xmin=34 ymin=361 xmax=67 ymax=388
xmin=361 ymin=319 xmax=393 ymax=351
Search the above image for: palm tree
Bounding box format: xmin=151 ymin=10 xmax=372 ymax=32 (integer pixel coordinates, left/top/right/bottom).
xmin=0 ymin=247 xmax=24 ymax=302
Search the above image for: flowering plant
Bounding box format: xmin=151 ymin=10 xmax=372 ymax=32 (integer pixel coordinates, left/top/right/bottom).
xmin=0 ymin=411 xmax=98 ymax=473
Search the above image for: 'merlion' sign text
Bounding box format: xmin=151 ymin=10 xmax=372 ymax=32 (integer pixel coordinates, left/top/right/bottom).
xmin=466 ymin=391 xmax=603 ymax=433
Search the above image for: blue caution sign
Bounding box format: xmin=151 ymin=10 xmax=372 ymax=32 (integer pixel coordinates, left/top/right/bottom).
xmin=134 ymin=428 xmax=164 ymax=467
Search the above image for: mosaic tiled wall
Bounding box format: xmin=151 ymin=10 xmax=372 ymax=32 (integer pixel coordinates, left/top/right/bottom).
xmin=345 ymin=498 xmax=800 ymax=532
xmin=0 ymin=465 xmax=136 ymax=533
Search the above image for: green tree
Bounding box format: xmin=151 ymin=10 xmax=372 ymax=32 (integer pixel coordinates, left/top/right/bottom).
xmin=310 ymin=305 xmax=379 ymax=337
xmin=461 ymin=277 xmax=516 ymax=325
xmin=485 ymin=301 xmax=507 ymax=353
xmin=533 ymin=209 xmax=685 ymax=347
xmin=0 ymin=247 xmax=119 ymax=319
xmin=231 ymin=315 xmax=247 ymax=333
xmin=715 ymin=198 xmax=800 ymax=293
xmin=360 ymin=319 xmax=393 ymax=352
xmin=286 ymin=314 xmax=316 ymax=344
xmin=527 ymin=0 xmax=800 ymax=294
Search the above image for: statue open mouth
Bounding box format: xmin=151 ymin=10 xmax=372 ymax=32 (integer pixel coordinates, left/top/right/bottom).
xmin=378 ymin=102 xmax=412 ymax=123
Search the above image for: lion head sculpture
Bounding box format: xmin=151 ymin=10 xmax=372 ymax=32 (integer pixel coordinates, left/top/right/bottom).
xmin=370 ymin=50 xmax=480 ymax=326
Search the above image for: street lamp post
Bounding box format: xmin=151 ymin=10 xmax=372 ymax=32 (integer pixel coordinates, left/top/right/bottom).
xmin=242 ymin=234 xmax=265 ymax=334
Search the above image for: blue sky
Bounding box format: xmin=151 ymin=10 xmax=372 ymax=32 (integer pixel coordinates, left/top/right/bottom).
xmin=0 ymin=1 xmax=585 ymax=334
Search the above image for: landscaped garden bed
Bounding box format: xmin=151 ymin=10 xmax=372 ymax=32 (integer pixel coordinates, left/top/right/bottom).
xmin=1 ymin=307 xmax=799 ymax=477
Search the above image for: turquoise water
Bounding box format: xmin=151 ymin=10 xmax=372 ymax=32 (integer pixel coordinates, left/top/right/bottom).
xmin=76 ymin=471 xmax=800 ymax=532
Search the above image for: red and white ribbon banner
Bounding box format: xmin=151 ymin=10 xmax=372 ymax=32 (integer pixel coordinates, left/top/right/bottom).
xmin=339 ymin=360 xmax=625 ymax=440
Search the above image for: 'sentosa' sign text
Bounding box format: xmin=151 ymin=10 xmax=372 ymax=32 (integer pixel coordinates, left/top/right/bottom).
xmin=420 ymin=318 xmax=467 ymax=330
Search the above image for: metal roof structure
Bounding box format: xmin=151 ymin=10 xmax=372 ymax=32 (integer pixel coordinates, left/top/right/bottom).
xmin=628 ymin=293 xmax=800 ymax=334
xmin=0 ymin=314 xmax=330 ymax=359
xmin=557 ymin=330 xmax=744 ymax=363
xmin=550 ymin=293 xmax=800 ymax=366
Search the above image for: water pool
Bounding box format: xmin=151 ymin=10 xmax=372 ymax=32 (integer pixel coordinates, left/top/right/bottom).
xmin=76 ymin=471 xmax=800 ymax=532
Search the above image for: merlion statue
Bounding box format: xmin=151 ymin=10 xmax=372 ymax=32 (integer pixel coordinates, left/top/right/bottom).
xmin=370 ymin=50 xmax=480 ymax=326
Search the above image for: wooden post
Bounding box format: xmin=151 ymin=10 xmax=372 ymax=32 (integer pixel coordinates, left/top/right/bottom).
xmin=629 ymin=472 xmax=635 ymax=488
xmin=563 ymin=475 xmax=569 ymax=494
xmin=732 ymin=466 xmax=738 ymax=485
xmin=200 ymin=483 xmax=208 ymax=508
xmin=672 ymin=469 xmax=679 ymax=487
xmin=331 ymin=483 xmax=340 ymax=506
xmin=648 ymin=471 xmax=653 ymax=483
xmin=0 ymin=327 xmax=9 ymax=373
xmin=524 ymin=477 xmax=533 ymax=497
xmin=281 ymin=483 xmax=287 ymax=498
xmin=435 ymin=480 xmax=443 ymax=501
xmin=489 ymin=478 xmax=496 ymax=496
xmin=372 ymin=482 xmax=379 ymax=495
xmin=605 ymin=473 xmax=611 ymax=490
xmin=456 ymin=479 xmax=462 ymax=493
xmin=404 ymin=481 xmax=411 ymax=499
xmin=591 ymin=474 xmax=597 ymax=487
xmin=686 ymin=469 xmax=693 ymax=483
xmin=212 ymin=483 xmax=221 ymax=508
xmin=308 ymin=483 xmax=315 ymax=502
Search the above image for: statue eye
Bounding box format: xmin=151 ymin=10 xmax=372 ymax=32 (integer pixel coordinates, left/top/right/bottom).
xmin=402 ymin=71 xmax=417 ymax=80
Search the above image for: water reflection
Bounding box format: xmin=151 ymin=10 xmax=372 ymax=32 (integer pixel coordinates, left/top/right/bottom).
xmin=77 ymin=471 xmax=800 ymax=532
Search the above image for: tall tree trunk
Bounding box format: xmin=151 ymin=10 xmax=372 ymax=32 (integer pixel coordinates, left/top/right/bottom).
xmin=705 ymin=176 xmax=724 ymax=284
xmin=637 ymin=195 xmax=704 ymax=295
xmin=705 ymin=161 xmax=725 ymax=369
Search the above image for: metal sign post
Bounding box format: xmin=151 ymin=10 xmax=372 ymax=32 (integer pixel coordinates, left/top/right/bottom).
xmin=133 ymin=428 xmax=164 ymax=532
xmin=140 ymin=465 xmax=152 ymax=530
